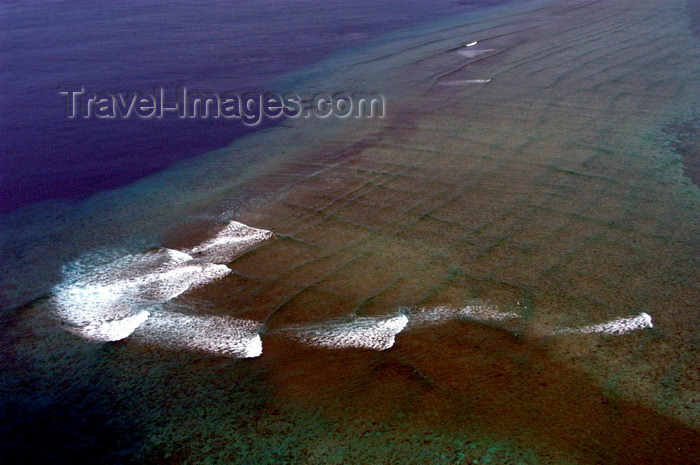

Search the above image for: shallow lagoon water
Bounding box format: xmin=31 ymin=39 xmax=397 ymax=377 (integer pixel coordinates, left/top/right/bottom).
xmin=1 ymin=0 xmax=699 ymax=463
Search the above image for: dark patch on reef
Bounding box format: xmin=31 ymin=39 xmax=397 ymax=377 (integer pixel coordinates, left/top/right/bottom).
xmin=664 ymin=118 xmax=700 ymax=187
xmin=0 ymin=385 xmax=144 ymax=465
xmin=0 ymin=309 xmax=146 ymax=464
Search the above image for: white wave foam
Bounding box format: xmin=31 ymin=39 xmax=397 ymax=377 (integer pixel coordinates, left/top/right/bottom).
xmin=52 ymin=248 xmax=231 ymax=341
xmin=457 ymin=48 xmax=493 ymax=58
xmin=134 ymin=313 xmax=263 ymax=358
xmin=439 ymin=79 xmax=492 ymax=86
xmin=411 ymin=304 xmax=519 ymax=327
xmin=291 ymin=314 xmax=409 ymax=351
xmin=52 ymin=249 xmax=231 ymax=342
xmin=51 ymin=220 xmax=273 ymax=343
xmin=65 ymin=310 xmax=151 ymax=342
xmin=186 ymin=221 xmax=273 ymax=263
xmin=553 ymin=312 xmax=653 ymax=336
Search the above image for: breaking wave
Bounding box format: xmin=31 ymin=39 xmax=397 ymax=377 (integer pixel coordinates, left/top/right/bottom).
xmin=134 ymin=313 xmax=263 ymax=358
xmin=48 ymin=217 xmax=655 ymax=358
xmin=50 ymin=220 xmax=272 ymax=344
xmin=289 ymin=314 xmax=409 ymax=351
xmin=410 ymin=304 xmax=520 ymax=326
xmin=553 ymin=312 xmax=653 ymax=336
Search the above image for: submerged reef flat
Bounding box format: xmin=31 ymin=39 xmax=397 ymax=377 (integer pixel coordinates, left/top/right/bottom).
xmin=1 ymin=0 xmax=699 ymax=463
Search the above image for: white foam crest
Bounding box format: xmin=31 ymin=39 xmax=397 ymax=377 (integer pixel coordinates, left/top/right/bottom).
xmin=52 ymin=248 xmax=231 ymax=341
xmin=292 ymin=314 xmax=409 ymax=351
xmin=51 ymin=219 xmax=273 ymax=343
xmin=134 ymin=313 xmax=263 ymax=358
xmin=457 ymin=48 xmax=493 ymax=58
xmin=554 ymin=312 xmax=653 ymax=336
xmin=439 ymin=79 xmax=492 ymax=86
xmin=411 ymin=305 xmax=520 ymax=327
xmin=186 ymin=221 xmax=273 ymax=264
xmin=64 ymin=310 xmax=151 ymax=342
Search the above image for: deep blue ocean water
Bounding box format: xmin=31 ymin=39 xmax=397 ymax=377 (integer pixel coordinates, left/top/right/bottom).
xmin=0 ymin=0 xmax=511 ymax=214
